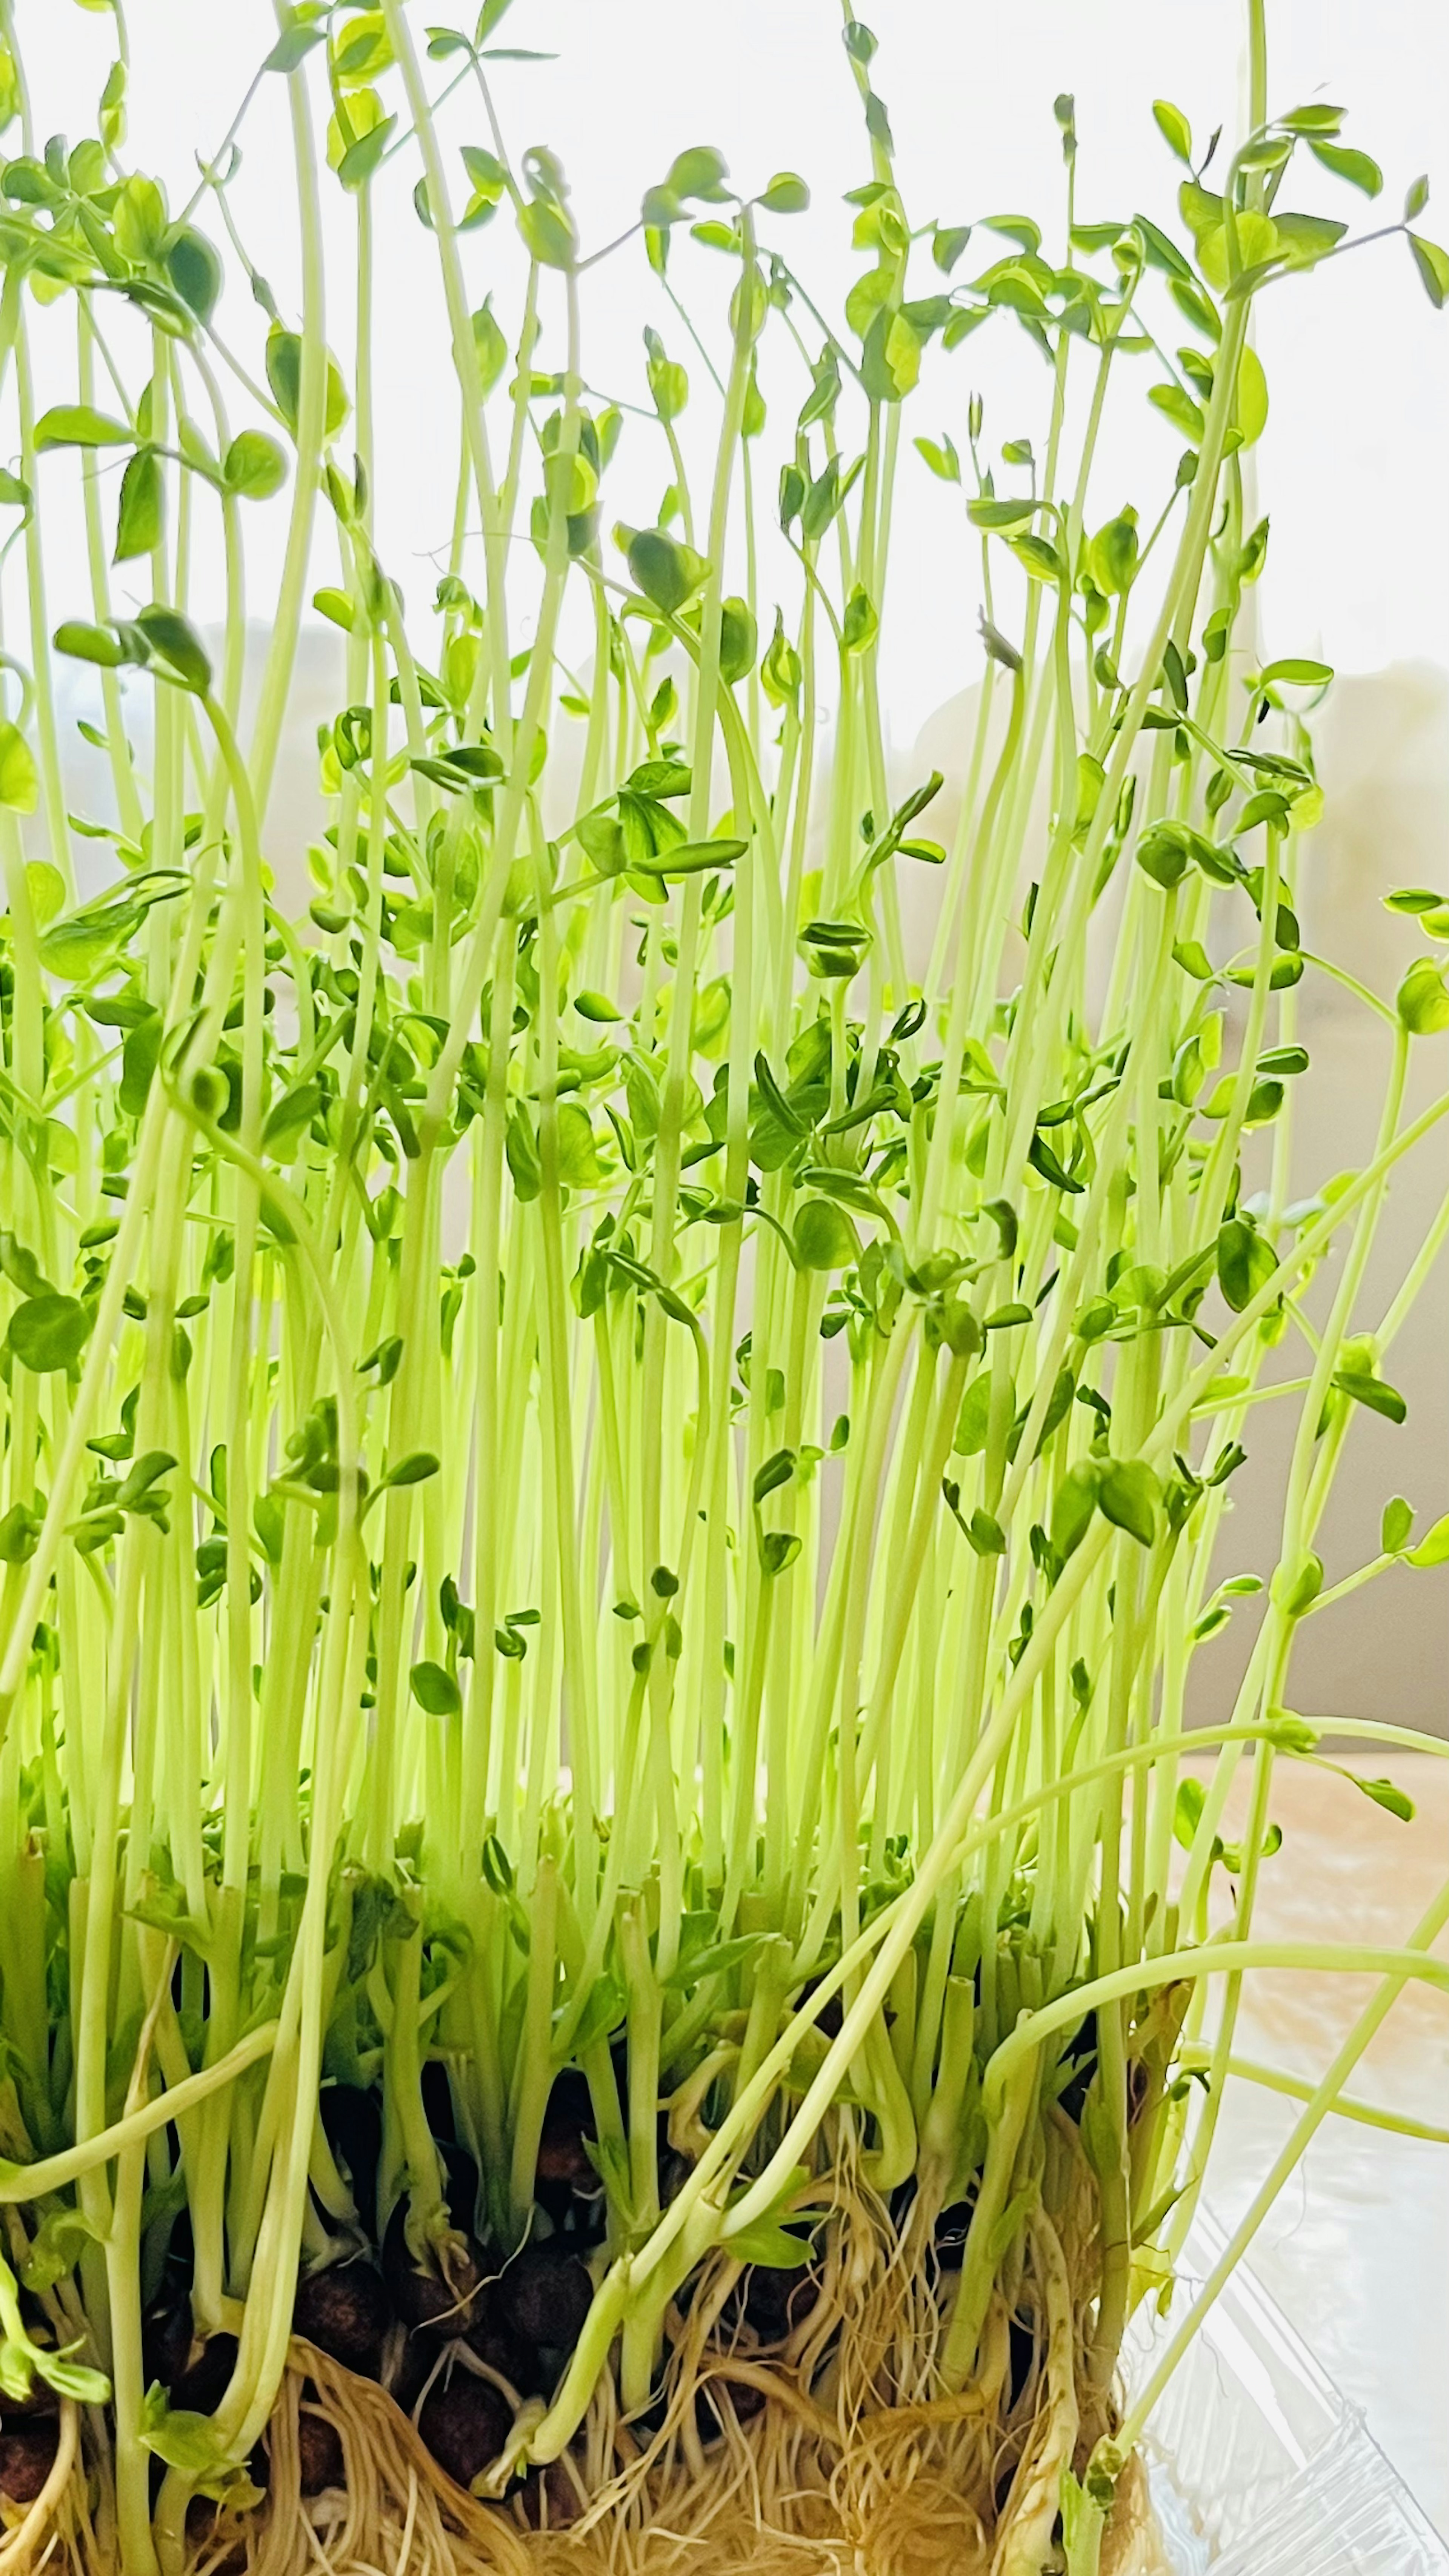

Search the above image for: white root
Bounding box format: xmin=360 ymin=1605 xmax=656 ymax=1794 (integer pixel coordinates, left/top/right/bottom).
xmin=989 ymin=2213 xmax=1078 ymax=2576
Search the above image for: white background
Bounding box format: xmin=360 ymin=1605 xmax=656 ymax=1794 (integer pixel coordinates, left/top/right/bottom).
xmin=9 ymin=0 xmax=1449 ymax=737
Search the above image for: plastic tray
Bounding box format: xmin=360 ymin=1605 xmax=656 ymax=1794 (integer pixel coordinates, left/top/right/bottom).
xmin=1123 ymin=2212 xmax=1448 ymax=2573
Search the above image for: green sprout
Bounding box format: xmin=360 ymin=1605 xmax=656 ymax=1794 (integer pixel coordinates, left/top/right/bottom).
xmin=0 ymin=0 xmax=1443 ymax=2570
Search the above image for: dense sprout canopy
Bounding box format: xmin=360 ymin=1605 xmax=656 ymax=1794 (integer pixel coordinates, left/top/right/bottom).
xmin=0 ymin=3 xmax=1444 ymax=2573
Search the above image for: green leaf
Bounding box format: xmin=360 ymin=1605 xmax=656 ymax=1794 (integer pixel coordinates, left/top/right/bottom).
xmin=1051 ymin=1460 xmax=1101 ymax=1563
xmin=1404 ymin=233 xmax=1447 ymax=309
xmin=337 ymin=110 xmax=397 ymax=192
xmin=1010 ymin=533 xmax=1064 ymax=584
xmin=665 ymin=1931 xmax=762 ymax=1992
xmin=1235 ymin=343 xmax=1269 ymax=447
xmin=1259 ymin=657 xmax=1332 ymax=688
xmin=1278 ymin=103 xmax=1346 ymax=135
xmin=1152 ymin=100 xmax=1193 ymax=166
xmin=1135 ymin=822 xmax=1193 ymax=890
xmin=1381 ymin=1497 xmax=1414 ymax=1555
xmin=1148 ymin=382 xmax=1205 ymax=442
xmin=841 ymin=584 xmax=878 ymax=653
xmin=33 ymin=2350 xmax=110 ymax=2408
xmin=8 ymin=1294 xmax=93 ymax=1373
xmin=666 ymin=144 xmax=729 ymax=202
xmin=1173 ymin=1777 xmax=1206 ymax=1851
xmin=165 ymin=225 xmax=223 ymax=324
xmin=793 ymin=1199 xmax=859 ymax=1273
xmin=264 ymin=25 xmax=325 ymax=72
xmin=1397 ymin=957 xmax=1449 ymax=1035
xmin=753 ymin=1447 xmax=795 ymax=1505
xmin=914 ymin=433 xmax=960 ymax=484
xmin=1331 ymin=1366 xmax=1407 ymax=1425
xmin=53 ymin=618 xmax=131 ymax=668
xmin=139 ymin=2394 xmax=225 ymax=2478
xmin=19 ymin=2205 xmax=101 ymax=2296
xmin=518 ymin=194 xmax=577 ymax=269
xmin=717 ymin=596 xmax=757 ymax=685
xmin=0 ymin=721 xmax=38 ymax=814
xmin=34 ymin=403 xmax=131 ymax=451
xmin=120 ymin=1011 xmax=162 ymax=1117
xmin=506 ymin=1104 xmax=541 ymax=1201
xmin=1354 ymin=1774 xmax=1415 ymax=1825
xmin=555 ymin=1101 xmax=603 ymax=1185
xmin=467 ymin=296 xmax=509 ymax=397
xmin=729 ymin=2219 xmax=812 ymax=2268
xmin=223 ymin=429 xmax=288 ymax=500
xmin=933 ymin=222 xmax=972 ymax=273
xmin=23 ymin=863 xmax=63 ymax=929
xmin=966 ymin=496 xmax=1038 ymax=532
xmin=1274 ymin=1552 xmax=1324 ymax=1617
xmin=118 ymin=1449 xmax=175 ymax=1510
xmin=1306 ymin=137 xmax=1381 ymax=197
xmin=113 ymin=447 xmax=163 ymax=562
xmin=113 ymin=174 xmax=167 ymax=263
xmin=384 ymin=1451 xmax=439 ymax=1490
xmin=631 ymin=836 xmax=745 ymax=881
xmin=953 ymin=1374 xmax=992 ymax=1458
xmin=1098 ymin=1458 xmax=1159 ymax=1547
xmin=265 ymin=325 xmax=350 ymax=440
xmin=1216 ymin=1217 xmax=1276 ymax=1313
xmin=135 ymin=605 xmax=212 ymax=694
xmin=625 ymin=525 xmax=709 ymax=615
xmin=759 ymin=172 xmax=809 ymax=216
xmin=1406 ymin=1514 xmax=1449 ymax=1569
xmin=410 ymin=1660 xmax=462 ymax=1717
xmin=333 ymin=9 xmax=394 ymax=85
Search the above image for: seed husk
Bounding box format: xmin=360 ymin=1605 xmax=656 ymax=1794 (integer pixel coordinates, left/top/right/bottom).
xmin=293 ymin=2260 xmax=391 ymax=2375
xmin=417 ymin=2371 xmax=512 ymax=2491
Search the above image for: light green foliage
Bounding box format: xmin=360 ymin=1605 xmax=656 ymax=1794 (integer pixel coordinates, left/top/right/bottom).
xmin=0 ymin=2 xmax=1444 ymax=2559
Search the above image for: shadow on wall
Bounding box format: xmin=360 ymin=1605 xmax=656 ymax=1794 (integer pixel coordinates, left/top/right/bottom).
xmin=910 ymin=663 xmax=1449 ymax=1740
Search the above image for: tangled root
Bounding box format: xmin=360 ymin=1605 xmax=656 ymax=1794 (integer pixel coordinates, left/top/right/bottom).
xmin=15 ymin=2198 xmax=1175 ymax=2576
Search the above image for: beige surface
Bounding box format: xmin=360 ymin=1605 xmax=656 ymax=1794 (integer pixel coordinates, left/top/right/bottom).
xmin=1191 ymin=1751 xmax=1449 ymax=2532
